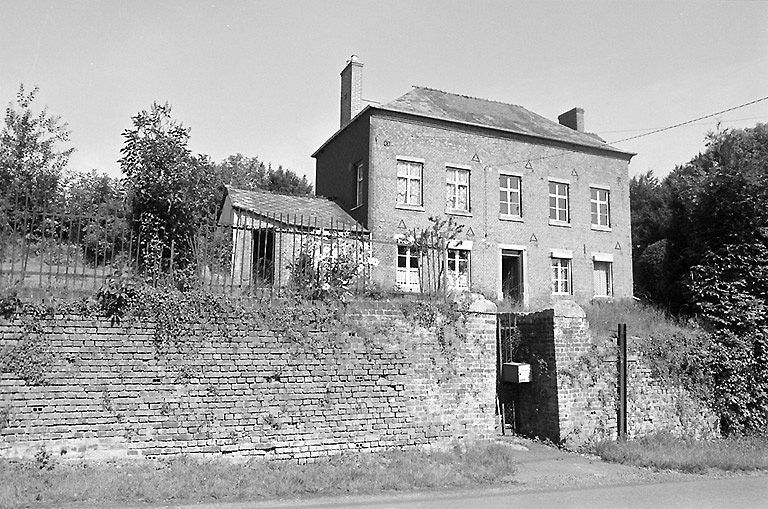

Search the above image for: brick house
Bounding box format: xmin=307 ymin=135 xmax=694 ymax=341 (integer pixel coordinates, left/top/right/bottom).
xmin=312 ymin=56 xmax=635 ymax=307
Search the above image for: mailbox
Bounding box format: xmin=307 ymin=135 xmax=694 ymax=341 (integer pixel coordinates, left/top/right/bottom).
xmin=502 ymin=362 xmax=531 ymax=383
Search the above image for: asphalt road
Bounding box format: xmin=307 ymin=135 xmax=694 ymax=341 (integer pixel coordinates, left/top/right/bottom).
xmin=169 ymin=475 xmax=768 ymax=509
xmin=316 ymin=476 xmax=768 ymax=509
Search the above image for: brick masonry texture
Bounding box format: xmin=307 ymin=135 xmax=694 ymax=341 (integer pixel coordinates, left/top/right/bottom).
xmin=316 ymin=109 xmax=633 ymax=307
xmin=0 ymin=303 xmax=496 ymax=461
xmin=505 ymin=301 xmax=718 ymax=447
xmin=367 ymin=115 xmax=632 ymax=307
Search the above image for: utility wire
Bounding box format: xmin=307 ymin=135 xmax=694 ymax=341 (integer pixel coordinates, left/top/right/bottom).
xmin=597 ymin=115 xmax=767 ymax=134
xmin=609 ymin=96 xmax=768 ymax=143
xmin=485 ymin=95 xmax=768 ymax=168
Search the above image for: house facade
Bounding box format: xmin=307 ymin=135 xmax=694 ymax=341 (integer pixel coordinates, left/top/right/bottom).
xmin=313 ymin=56 xmax=635 ymax=308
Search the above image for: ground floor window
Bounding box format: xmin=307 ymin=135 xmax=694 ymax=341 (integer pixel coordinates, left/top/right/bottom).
xmin=396 ymin=245 xmax=420 ymax=292
xmin=447 ymin=248 xmax=470 ymax=289
xmin=551 ymin=257 xmax=571 ymax=294
xmin=593 ymin=261 xmax=613 ymax=296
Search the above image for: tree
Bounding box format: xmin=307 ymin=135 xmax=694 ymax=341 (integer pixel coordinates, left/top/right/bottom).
xmin=629 ymin=170 xmax=670 ymax=300
xmin=661 ymin=124 xmax=768 ymax=313
xmin=625 ymin=123 xmax=768 ymax=433
xmin=119 ymin=102 xmax=216 ymax=268
xmin=215 ymin=153 xmax=268 ymax=190
xmin=264 ymin=164 xmax=312 ymax=195
xmin=677 ymin=124 xmax=768 ymax=434
xmin=63 ymin=169 xmax=124 ymax=216
xmin=0 ymin=84 xmax=73 ymax=208
xmin=212 ymin=154 xmax=312 ymax=204
xmin=62 ymin=170 xmax=127 ymax=264
xmin=630 ymin=171 xmax=669 ymax=255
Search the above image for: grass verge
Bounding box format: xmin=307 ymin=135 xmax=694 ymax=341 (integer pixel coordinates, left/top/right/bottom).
xmin=0 ymin=440 xmax=519 ymax=509
xmin=594 ymin=433 xmax=768 ymax=473
xmin=582 ymin=299 xmax=696 ymax=340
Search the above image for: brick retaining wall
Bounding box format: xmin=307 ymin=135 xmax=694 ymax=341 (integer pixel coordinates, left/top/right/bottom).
xmin=0 ymin=302 xmax=497 ymax=461
xmin=504 ymin=301 xmax=718 ymax=447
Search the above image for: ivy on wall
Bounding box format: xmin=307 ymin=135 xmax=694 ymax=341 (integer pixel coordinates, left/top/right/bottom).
xmin=0 ymin=287 xmax=95 ymax=385
xmin=2 ymin=266 xmax=475 ymax=387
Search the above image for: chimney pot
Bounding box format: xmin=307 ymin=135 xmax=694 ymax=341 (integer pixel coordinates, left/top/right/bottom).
xmin=558 ymin=107 xmax=585 ymax=132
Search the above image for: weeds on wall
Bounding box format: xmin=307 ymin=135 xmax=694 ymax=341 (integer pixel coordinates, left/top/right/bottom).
xmin=401 ymin=296 xmax=471 ymax=380
xmin=584 ymin=300 xmax=746 ymax=435
xmin=402 ymin=298 xmax=465 ymax=350
xmin=2 ymin=238 xmax=472 ymax=387
xmin=0 ymin=285 xmax=96 ymax=385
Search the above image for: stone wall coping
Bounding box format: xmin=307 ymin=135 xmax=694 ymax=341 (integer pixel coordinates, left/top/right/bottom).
xmin=551 ymin=300 xmax=586 ymax=318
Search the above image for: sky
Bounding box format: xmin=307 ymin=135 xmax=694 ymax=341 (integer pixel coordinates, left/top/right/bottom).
xmin=1 ymin=0 xmax=767 ymax=186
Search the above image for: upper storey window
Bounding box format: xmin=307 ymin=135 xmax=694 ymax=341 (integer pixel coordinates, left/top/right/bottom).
xmin=499 ymin=173 xmax=522 ymax=217
xmin=446 ymin=167 xmax=470 ymax=212
xmin=397 ymin=160 xmax=423 ymax=207
xmin=590 ymin=187 xmax=611 ymax=228
xmin=548 ymin=181 xmax=570 ymax=223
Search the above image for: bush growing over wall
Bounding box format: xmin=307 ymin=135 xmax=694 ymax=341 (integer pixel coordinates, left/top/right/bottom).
xmin=583 ymin=300 xmax=768 ymax=436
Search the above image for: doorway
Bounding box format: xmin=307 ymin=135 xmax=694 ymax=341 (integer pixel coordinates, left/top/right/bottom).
xmin=501 ymin=249 xmax=524 ymax=305
xmin=252 ymin=229 xmax=275 ymax=285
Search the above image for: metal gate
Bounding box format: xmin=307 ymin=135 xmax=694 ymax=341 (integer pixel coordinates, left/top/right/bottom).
xmin=496 ymin=313 xmax=519 ymax=433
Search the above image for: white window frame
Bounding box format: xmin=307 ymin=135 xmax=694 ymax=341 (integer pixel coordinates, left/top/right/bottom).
xmin=551 ymin=250 xmax=573 ymax=295
xmin=593 ymin=260 xmax=613 ymax=297
xmin=499 ymin=171 xmax=522 ymax=219
xmin=396 ymin=245 xmax=420 ymax=292
xmin=446 ymin=244 xmax=471 ymax=290
xmin=548 ymin=179 xmax=570 ymax=224
xmin=396 ymin=158 xmax=424 ymax=208
xmin=446 ymin=166 xmax=470 ymax=213
xmin=355 ymin=161 xmax=364 ymax=208
xmin=590 ymin=185 xmax=611 ymax=229
xmin=592 ymin=252 xmax=614 ymax=297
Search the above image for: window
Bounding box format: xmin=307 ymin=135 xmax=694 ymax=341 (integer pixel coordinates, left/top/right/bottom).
xmin=590 ymin=187 xmax=610 ymax=228
xmin=499 ymin=174 xmax=522 ymax=217
xmin=593 ymin=261 xmax=613 ymax=297
xmin=396 ymin=245 xmax=420 ymax=292
xmin=551 ymin=257 xmax=571 ymax=294
xmin=446 ymin=167 xmax=470 ymax=212
xmin=549 ymin=181 xmax=569 ymax=222
xmin=447 ymin=248 xmax=470 ymax=289
xmin=397 ymin=160 xmax=423 ymax=206
xmin=355 ymin=162 xmax=364 ymax=207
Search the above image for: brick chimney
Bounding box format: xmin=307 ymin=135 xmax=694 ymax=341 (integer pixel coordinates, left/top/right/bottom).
xmin=558 ymin=107 xmax=584 ymax=132
xmin=340 ymin=55 xmax=363 ymax=128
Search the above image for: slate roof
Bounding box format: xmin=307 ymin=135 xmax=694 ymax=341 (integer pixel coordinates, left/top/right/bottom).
xmin=379 ymin=87 xmax=626 ymax=153
xmin=226 ymin=187 xmax=364 ymax=230
xmin=313 ymin=86 xmax=633 ymax=157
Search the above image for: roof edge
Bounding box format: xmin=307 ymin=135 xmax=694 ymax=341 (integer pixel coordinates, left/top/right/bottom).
xmin=312 ymin=103 xmax=636 ymax=160
xmin=375 ymin=105 xmax=636 ymax=158
xmin=311 ymin=105 xmax=372 ymax=158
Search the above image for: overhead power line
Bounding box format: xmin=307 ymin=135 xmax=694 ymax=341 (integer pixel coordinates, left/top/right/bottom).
xmin=486 ymin=95 xmax=768 ymax=168
xmin=609 ymin=96 xmax=768 ymax=144
xmin=597 ymin=115 xmax=768 ymax=135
